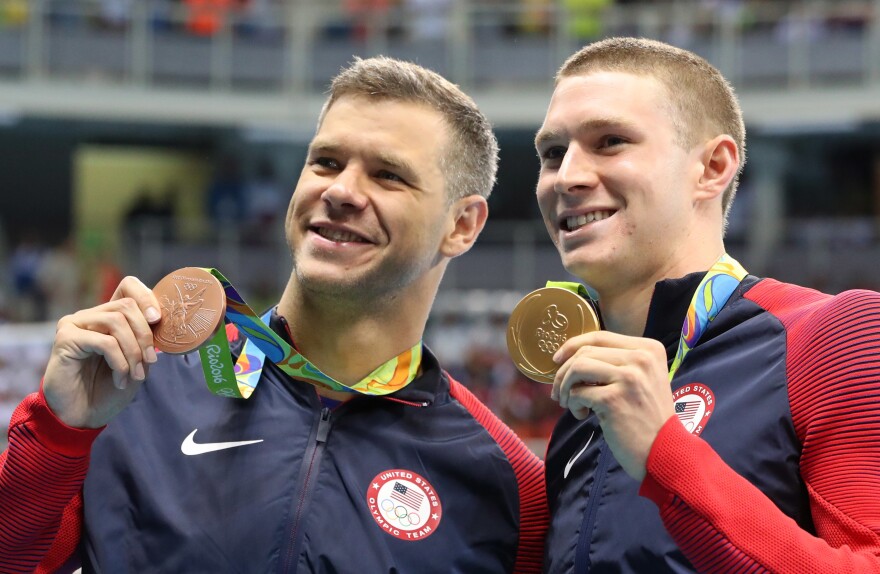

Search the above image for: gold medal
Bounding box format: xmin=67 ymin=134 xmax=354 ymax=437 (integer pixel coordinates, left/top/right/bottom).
xmin=507 ymin=287 xmax=600 ymax=384
xmin=151 ymin=267 xmax=226 ymax=355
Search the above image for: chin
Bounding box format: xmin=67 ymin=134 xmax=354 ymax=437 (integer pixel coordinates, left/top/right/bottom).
xmin=299 ymin=264 xmax=390 ymax=300
xmin=299 ymin=276 xmax=363 ymax=302
xmin=297 ymin=266 xmax=356 ymax=288
xmin=562 ymin=256 xmax=604 ymax=283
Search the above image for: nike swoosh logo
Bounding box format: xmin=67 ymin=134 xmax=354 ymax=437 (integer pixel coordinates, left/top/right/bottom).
xmin=564 ymin=430 xmax=595 ymax=479
xmin=181 ymin=429 xmax=264 ymax=456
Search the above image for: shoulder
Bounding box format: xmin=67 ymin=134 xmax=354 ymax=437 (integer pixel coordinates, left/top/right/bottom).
xmin=743 ymin=277 xmax=830 ymax=321
xmin=746 ymin=279 xmax=880 ymax=427
xmin=445 ymin=373 xmax=545 ymax=486
xmin=445 ymin=373 xmax=549 ymax=570
xmin=447 ymin=375 xmax=540 ymax=463
xmin=743 ymin=278 xmax=880 ymax=339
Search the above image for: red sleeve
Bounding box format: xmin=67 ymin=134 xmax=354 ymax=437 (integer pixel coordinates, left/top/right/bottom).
xmin=639 ymin=283 xmax=880 ymax=573
xmin=0 ymin=391 xmax=103 ymax=574
xmin=449 ymin=377 xmax=549 ymax=573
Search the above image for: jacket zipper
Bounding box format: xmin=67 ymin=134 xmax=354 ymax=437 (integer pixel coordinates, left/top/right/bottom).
xmin=575 ymin=442 xmax=611 ymax=573
xmin=382 ymin=396 xmax=430 ymax=407
xmin=279 ymin=407 xmax=332 ymax=574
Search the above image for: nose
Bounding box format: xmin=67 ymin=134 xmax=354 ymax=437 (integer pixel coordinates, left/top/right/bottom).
xmin=554 ymin=144 xmax=599 ymax=195
xmin=321 ymin=167 xmax=368 ymax=212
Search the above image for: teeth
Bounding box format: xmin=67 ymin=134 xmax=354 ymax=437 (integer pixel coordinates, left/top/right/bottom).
xmin=566 ymin=211 xmax=612 ymax=231
xmin=316 ymin=227 xmax=365 ymax=243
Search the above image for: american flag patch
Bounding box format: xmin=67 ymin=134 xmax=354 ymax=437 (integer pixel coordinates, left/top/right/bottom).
xmin=391 ymin=482 xmax=424 ymax=509
xmin=671 ymin=385 xmax=715 ymax=437
xmin=367 ymin=469 xmax=443 ymax=541
xmin=675 ymin=401 xmax=700 ymax=421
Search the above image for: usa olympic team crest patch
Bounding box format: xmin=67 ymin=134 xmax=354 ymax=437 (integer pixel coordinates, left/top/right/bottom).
xmin=672 ymin=383 xmax=715 ymax=436
xmin=367 ymin=469 xmax=442 ymax=541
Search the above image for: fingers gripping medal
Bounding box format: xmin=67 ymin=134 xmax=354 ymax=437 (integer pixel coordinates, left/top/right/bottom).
xmin=507 ymin=286 xmax=600 ymax=384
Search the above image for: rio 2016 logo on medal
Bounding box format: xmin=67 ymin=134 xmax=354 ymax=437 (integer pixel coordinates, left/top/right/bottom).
xmin=507 ymin=287 xmax=600 ymax=384
xmin=366 ymin=469 xmax=442 ymax=541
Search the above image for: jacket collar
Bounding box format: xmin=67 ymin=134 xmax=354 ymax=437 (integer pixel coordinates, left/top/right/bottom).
xmin=642 ymin=271 xmax=706 ymax=361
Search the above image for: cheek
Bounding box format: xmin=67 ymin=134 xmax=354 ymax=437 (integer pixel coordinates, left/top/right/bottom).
xmin=535 ymin=184 xmax=555 ymax=215
xmin=285 ymin=194 xmax=298 ymax=222
xmin=288 ymin=179 xmax=325 ymax=218
xmin=284 ymin=198 xmax=300 ymax=237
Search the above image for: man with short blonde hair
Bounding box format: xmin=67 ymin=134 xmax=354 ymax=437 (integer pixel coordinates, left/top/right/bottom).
xmin=538 ymin=37 xmax=880 ymax=573
xmin=557 ymin=37 xmax=746 ymax=222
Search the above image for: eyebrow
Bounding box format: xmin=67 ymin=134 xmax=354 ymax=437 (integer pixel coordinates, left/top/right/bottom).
xmin=534 ymin=117 xmax=639 ymax=149
xmin=308 ymin=139 xmax=419 ymax=181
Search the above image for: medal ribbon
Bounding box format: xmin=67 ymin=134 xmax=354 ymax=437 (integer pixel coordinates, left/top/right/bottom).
xmin=668 ymin=254 xmax=747 ymax=380
xmin=545 ymin=254 xmax=747 ymax=380
xmin=195 ymin=268 xmax=422 ymax=399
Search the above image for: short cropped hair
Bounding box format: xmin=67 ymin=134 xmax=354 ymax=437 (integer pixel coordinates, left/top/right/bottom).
xmin=320 ymin=56 xmax=499 ymax=202
xmin=558 ymin=37 xmax=746 ymax=221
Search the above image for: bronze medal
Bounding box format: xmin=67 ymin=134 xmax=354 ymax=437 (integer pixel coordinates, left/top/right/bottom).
xmin=151 ymin=267 xmax=226 ymax=354
xmin=507 ymin=287 xmax=600 ymax=384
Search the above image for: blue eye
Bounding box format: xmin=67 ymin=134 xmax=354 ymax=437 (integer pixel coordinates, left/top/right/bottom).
xmin=599 ymin=135 xmax=627 ymax=148
xmin=313 ymin=157 xmax=340 ymax=169
xmin=540 ymin=146 xmax=566 ymax=163
xmin=378 ymin=170 xmax=404 ymax=183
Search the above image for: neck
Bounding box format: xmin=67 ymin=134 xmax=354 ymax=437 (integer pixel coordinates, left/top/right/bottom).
xmin=595 ymin=244 xmax=726 ymax=337
xmin=276 ymin=277 xmax=438 ymax=392
xmin=596 ymin=282 xmax=657 ymax=337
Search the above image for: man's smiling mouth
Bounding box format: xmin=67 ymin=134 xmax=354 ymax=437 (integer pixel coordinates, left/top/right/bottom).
xmin=313 ymin=226 xmax=369 ymax=243
xmin=564 ymin=210 xmax=614 ymax=232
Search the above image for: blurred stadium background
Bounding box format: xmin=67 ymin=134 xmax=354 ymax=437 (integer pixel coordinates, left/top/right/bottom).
xmin=1 ymin=0 xmax=879 ymax=453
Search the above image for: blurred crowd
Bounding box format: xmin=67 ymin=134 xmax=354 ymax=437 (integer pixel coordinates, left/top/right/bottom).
xmin=0 ymin=0 xmax=874 ymax=44
xmin=0 ymin=232 xmax=120 ymax=325
xmin=0 ymin=152 xmax=287 ymax=325
xmin=0 ymin=0 xmax=281 ymax=37
xmin=0 ymin=0 xmax=596 ymax=41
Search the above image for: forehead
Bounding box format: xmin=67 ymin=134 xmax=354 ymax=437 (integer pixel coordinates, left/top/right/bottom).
xmin=315 ymin=96 xmax=449 ymax=161
xmin=540 ymin=72 xmax=675 ymax=135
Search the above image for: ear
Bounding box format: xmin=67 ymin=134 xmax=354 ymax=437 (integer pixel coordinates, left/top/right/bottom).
xmin=694 ymin=135 xmax=739 ymax=203
xmin=439 ymin=195 xmax=489 ymax=259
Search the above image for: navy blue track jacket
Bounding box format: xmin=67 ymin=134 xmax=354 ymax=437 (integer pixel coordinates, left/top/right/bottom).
xmin=80 ymin=311 xmax=548 ymax=573
xmin=544 ymin=273 xmax=880 ymax=573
